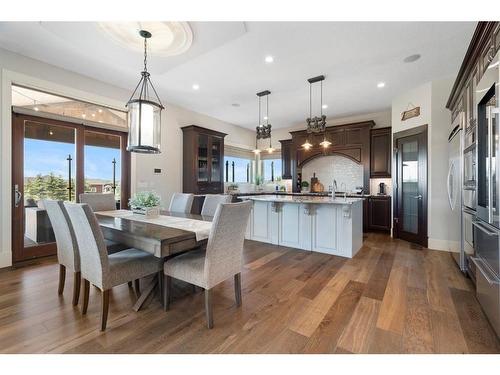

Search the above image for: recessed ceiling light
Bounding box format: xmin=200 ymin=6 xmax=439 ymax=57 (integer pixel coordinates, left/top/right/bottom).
xmin=91 ymin=113 xmax=96 ymax=117
xmin=377 ymin=82 xmax=386 ymax=88
xmin=231 ymin=103 xmax=240 ymax=107
xmin=82 ymin=114 xmax=86 ymax=118
xmin=192 ymin=83 xmax=200 ymax=90
xmin=98 ymin=120 xmax=103 ymax=123
xmin=404 ymin=54 xmax=421 ymax=63
xmin=265 ymin=55 xmax=274 ymax=63
xmin=98 ymin=109 xmax=103 ymax=113
xmin=322 ymin=104 xmax=328 ymax=109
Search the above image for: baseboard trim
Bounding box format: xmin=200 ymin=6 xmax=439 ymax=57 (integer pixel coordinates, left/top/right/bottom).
xmin=428 ymin=238 xmax=460 ymax=252
xmin=0 ymin=251 xmax=12 ymax=269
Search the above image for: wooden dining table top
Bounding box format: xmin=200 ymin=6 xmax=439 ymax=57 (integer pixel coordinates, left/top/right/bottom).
xmin=96 ymin=210 xmax=213 ymax=258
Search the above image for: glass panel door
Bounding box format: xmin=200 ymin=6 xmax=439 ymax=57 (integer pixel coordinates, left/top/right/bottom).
xmin=84 ymin=130 xmax=121 ymax=206
xmin=197 ymin=134 xmax=209 ymax=182
xmin=23 ymin=120 xmax=76 ymax=250
xmin=211 ymin=137 xmax=221 ymax=182
xmin=401 ymin=140 xmax=419 ymax=234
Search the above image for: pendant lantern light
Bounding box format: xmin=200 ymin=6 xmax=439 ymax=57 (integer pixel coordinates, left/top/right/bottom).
xmin=254 ymin=90 xmax=272 ymax=154
xmin=302 ymin=75 xmax=329 ymax=149
xmin=126 ymin=30 xmax=164 ymax=154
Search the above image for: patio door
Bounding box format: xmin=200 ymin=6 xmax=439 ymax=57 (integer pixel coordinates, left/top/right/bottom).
xmin=11 ymin=113 xmax=130 ymax=263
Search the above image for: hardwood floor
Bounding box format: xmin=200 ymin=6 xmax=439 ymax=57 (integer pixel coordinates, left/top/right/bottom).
xmin=0 ymin=233 xmax=499 ymax=354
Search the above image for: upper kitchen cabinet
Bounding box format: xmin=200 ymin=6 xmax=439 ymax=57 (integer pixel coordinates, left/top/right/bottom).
xmin=370 ymin=127 xmax=392 ymax=178
xmin=279 ymin=139 xmax=293 ymax=179
xmin=182 ymin=125 xmax=227 ymax=194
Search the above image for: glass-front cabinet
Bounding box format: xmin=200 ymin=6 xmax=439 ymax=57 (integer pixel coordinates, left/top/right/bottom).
xmin=182 ymin=125 xmax=227 ymax=194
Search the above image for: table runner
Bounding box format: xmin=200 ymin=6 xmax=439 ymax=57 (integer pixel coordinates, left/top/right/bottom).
xmin=96 ymin=210 xmax=212 ymax=241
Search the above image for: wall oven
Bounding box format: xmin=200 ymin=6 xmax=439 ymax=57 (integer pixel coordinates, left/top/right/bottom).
xmin=473 ymin=48 xmax=500 ymax=338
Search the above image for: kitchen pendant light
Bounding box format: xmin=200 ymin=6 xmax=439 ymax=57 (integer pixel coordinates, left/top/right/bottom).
xmin=254 ymin=90 xmax=272 ymax=154
xmin=302 ymin=75 xmax=327 ymax=149
xmin=126 ymin=30 xmax=164 ymax=154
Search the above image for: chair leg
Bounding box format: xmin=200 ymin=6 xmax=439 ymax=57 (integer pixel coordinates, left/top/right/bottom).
xmin=82 ymin=279 xmax=90 ymax=314
xmin=127 ymin=281 xmax=133 ymax=288
xmin=100 ymin=289 xmax=110 ymax=331
xmin=158 ymin=271 xmax=164 ymax=297
xmin=234 ymin=273 xmax=242 ymax=307
xmin=58 ymin=264 xmax=66 ymax=295
xmin=72 ymin=271 xmax=81 ymax=306
xmin=134 ymin=279 xmax=140 ymax=297
xmin=163 ymin=275 xmax=171 ymax=311
xmin=204 ymin=288 xmax=214 ymax=329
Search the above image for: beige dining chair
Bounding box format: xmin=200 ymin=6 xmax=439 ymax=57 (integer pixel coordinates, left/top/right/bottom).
xmin=168 ymin=193 xmax=194 ymax=214
xmin=79 ymin=193 xmax=126 ymax=254
xmin=200 ymin=194 xmax=232 ymax=216
xmin=44 ymin=200 xmax=81 ymax=306
xmin=64 ymin=202 xmax=162 ymax=331
xmin=163 ymin=201 xmax=252 ymax=328
xmin=79 ymin=193 xmax=117 ymax=211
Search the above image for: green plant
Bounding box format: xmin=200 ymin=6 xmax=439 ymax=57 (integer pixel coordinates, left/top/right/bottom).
xmin=301 ymin=181 xmax=309 ymax=188
xmin=129 ymin=191 xmax=161 ymax=209
xmin=255 ymin=175 xmax=263 ymax=186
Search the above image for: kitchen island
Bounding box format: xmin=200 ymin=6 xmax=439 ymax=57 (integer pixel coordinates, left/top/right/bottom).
xmin=239 ymin=195 xmax=364 ymax=258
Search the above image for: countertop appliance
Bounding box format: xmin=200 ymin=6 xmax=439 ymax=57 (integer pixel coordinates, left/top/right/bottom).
xmin=378 ymin=182 xmax=386 ymax=195
xmin=448 ymin=118 xmax=464 ymax=270
xmin=472 ymin=48 xmax=500 ymax=338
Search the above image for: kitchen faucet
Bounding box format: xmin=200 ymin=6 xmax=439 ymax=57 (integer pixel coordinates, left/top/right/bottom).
xmin=340 ymin=182 xmax=347 ymax=201
xmin=330 ymin=179 xmax=337 ymax=198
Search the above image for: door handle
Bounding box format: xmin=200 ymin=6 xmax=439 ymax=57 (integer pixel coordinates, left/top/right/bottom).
xmin=472 ymin=219 xmax=498 ymax=236
xmin=413 ymin=195 xmax=422 ymax=199
xmin=14 ymin=184 xmax=22 ymax=208
xmin=471 ymin=257 xmax=500 ymax=286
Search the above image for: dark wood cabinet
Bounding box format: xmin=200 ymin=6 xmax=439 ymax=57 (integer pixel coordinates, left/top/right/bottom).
xmin=366 ymin=196 xmax=391 ymax=232
xmin=370 ymin=127 xmax=391 ymax=178
xmin=279 ymin=139 xmax=293 ymax=179
xmin=182 ymin=125 xmax=227 ymax=194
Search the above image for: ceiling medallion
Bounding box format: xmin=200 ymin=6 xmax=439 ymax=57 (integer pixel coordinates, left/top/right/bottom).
xmin=303 ymin=75 xmax=330 ymax=149
xmin=98 ymin=22 xmax=193 ymax=56
xmin=126 ymin=30 xmax=164 ymax=154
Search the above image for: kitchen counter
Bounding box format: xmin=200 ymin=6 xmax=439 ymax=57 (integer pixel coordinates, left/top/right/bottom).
xmin=230 ymin=191 xmax=374 ymax=198
xmin=241 ymin=194 xmax=363 ymax=258
xmin=238 ymin=195 xmax=363 ymax=205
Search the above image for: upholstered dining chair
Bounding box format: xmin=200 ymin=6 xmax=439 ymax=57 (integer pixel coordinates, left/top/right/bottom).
xmin=168 ymin=193 xmax=194 ymax=214
xmin=79 ymin=193 xmax=117 ymax=211
xmin=163 ymin=201 xmax=252 ymax=329
xmin=44 ymin=200 xmax=81 ymax=306
xmin=64 ymin=202 xmax=162 ymax=331
xmin=200 ymin=194 xmax=232 ymax=216
xmin=79 ymin=193 xmax=126 ymax=254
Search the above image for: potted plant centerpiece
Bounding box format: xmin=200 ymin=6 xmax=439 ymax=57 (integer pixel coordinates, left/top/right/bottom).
xmin=301 ymin=181 xmax=310 ymax=193
xmin=255 ymin=175 xmax=264 ymax=191
xmin=129 ymin=191 xmax=161 ymax=218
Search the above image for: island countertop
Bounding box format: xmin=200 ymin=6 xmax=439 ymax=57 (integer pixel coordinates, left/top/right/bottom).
xmin=238 ymin=194 xmax=363 ymax=205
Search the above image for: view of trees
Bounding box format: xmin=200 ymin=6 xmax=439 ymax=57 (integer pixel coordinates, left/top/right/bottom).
xmin=24 ymin=173 xmax=95 ymax=201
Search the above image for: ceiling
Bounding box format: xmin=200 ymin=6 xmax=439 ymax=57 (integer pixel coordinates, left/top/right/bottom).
xmin=0 ymin=22 xmax=476 ymax=130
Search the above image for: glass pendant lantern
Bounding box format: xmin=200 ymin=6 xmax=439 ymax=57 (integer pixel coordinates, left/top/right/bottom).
xmin=254 ymin=90 xmax=272 ymax=154
xmin=126 ymin=30 xmax=164 ymax=154
xmin=302 ymin=75 xmax=328 ymax=149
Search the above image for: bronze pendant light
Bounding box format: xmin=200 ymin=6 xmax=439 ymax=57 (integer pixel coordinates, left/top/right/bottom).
xmin=302 ymin=75 xmax=330 ymax=149
xmin=126 ymin=30 xmax=165 ymax=154
xmin=254 ymin=90 xmax=272 ymax=154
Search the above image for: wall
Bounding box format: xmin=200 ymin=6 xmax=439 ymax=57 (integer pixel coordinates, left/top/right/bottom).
xmin=391 ymin=77 xmax=454 ymax=251
xmin=301 ymin=155 xmax=363 ymax=193
xmin=0 ymin=47 xmax=254 ymax=268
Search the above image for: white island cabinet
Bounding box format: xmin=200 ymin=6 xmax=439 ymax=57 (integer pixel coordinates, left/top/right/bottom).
xmin=240 ymin=195 xmax=363 ymax=258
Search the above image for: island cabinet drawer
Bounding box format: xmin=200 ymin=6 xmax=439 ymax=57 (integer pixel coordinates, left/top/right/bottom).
xmin=278 ymin=203 xmax=311 ymax=250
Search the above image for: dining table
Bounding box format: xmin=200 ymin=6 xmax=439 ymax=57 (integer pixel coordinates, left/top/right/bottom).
xmin=95 ymin=210 xmax=213 ymax=311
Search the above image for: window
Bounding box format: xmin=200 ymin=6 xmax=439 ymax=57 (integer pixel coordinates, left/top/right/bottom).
xmin=262 ymin=158 xmax=282 ymax=182
xmin=224 ymin=156 xmax=252 ymax=183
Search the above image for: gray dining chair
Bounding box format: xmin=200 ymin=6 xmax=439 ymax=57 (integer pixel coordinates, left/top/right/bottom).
xmin=200 ymin=194 xmax=231 ymax=216
xmin=168 ymin=193 xmax=194 ymax=214
xmin=64 ymin=202 xmax=162 ymax=331
xmin=79 ymin=193 xmax=126 ymax=254
xmin=163 ymin=201 xmax=252 ymax=329
xmin=44 ymin=200 xmax=81 ymax=306
xmin=79 ymin=193 xmax=117 ymax=211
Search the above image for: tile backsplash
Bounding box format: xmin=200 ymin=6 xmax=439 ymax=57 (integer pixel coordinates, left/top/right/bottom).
xmin=301 ymin=155 xmax=363 ymax=192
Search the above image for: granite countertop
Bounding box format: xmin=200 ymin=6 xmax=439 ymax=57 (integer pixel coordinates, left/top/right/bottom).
xmin=238 ymin=194 xmax=364 ymax=205
xmin=229 ymin=191 xmax=379 ymax=198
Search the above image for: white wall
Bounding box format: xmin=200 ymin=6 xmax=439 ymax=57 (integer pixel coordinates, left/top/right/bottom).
xmin=271 ymin=109 xmax=392 ymax=147
xmin=0 ymin=47 xmax=254 ymax=268
xmin=391 ymin=77 xmax=454 ymax=251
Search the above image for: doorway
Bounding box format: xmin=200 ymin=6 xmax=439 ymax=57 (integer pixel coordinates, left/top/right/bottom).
xmin=393 ymin=125 xmax=428 ymax=247
xmin=11 ymin=113 xmax=130 ymax=263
